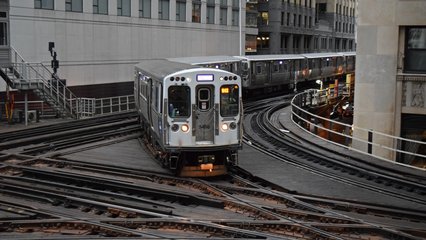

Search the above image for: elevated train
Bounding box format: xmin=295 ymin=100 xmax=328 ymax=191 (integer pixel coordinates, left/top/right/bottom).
xmin=135 ymin=52 xmax=354 ymax=177
xmin=169 ymin=51 xmax=356 ymax=96
xmin=134 ymin=60 xmax=242 ymax=177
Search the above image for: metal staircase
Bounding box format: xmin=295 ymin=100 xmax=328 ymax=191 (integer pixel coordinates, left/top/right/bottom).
xmin=0 ymin=47 xmax=81 ymax=119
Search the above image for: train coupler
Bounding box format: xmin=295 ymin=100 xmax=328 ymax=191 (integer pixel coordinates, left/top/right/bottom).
xmin=169 ymin=155 xmax=179 ymax=170
xmin=228 ymin=153 xmax=238 ymax=166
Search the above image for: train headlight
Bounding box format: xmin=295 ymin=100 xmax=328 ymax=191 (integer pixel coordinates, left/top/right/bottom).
xmin=229 ymin=122 xmax=237 ymax=130
xmin=171 ymin=124 xmax=179 ymax=132
xmin=181 ymin=124 xmax=190 ymax=133
xmin=221 ymin=123 xmax=229 ymax=132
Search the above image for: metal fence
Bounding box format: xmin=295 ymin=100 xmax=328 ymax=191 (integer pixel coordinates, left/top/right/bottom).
xmin=78 ymin=95 xmax=136 ymax=118
xmin=1 ymin=95 xmax=136 ymax=120
xmin=291 ymin=89 xmax=426 ymax=168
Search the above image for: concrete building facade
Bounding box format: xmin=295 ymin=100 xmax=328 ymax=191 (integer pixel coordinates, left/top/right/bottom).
xmin=353 ymin=0 xmax=426 ymax=166
xmin=251 ymin=0 xmax=356 ymax=54
xmin=1 ymin=0 xmax=245 ymax=96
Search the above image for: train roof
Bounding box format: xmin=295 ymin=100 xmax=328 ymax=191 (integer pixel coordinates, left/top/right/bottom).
xmin=168 ymin=56 xmax=240 ymax=65
xmin=235 ymin=54 xmax=305 ymax=61
xmin=135 ymin=59 xmax=201 ymax=79
xmin=301 ymin=52 xmax=344 ymax=58
xmin=338 ymin=51 xmax=356 ymax=56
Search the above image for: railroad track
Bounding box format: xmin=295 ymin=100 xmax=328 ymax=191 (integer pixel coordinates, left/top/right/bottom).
xmin=0 ymin=153 xmax=425 ymax=239
xmin=243 ymin=97 xmax=426 ymax=204
xmin=1 ymin=110 xmax=425 ymax=239
xmin=0 ymin=112 xmax=141 ymax=155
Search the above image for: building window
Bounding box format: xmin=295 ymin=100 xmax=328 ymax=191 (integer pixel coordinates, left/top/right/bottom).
xmin=287 ymin=12 xmax=290 ymax=26
xmin=93 ymin=0 xmax=108 ymax=15
xmin=293 ymin=35 xmax=299 ymax=49
xmin=159 ymin=0 xmax=170 ymax=20
xmin=247 ymin=12 xmax=257 ymax=27
xmin=117 ymin=0 xmax=131 ymax=16
xmin=207 ymin=0 xmax=215 ymax=24
xmin=404 ymin=27 xmax=426 ymax=73
xmin=220 ymin=7 xmax=227 ymax=25
xmin=176 ymin=0 xmax=186 ymax=22
xmin=35 ymin=0 xmax=54 ymax=10
xmin=139 ymin=0 xmax=151 ymax=18
xmin=280 ymin=34 xmax=286 ymax=50
xmin=0 ymin=21 xmax=7 ymax=46
xmin=192 ymin=1 xmax=201 ymax=23
xmin=259 ymin=12 xmax=268 ymax=26
xmin=293 ymin=14 xmax=296 ymax=26
xmin=245 ymin=35 xmax=257 ymax=52
xmin=66 ymin=0 xmax=83 ymax=12
xmin=335 ymin=38 xmax=340 ymax=50
xmin=256 ymin=34 xmax=270 ymax=49
xmin=232 ymin=10 xmax=238 ymax=26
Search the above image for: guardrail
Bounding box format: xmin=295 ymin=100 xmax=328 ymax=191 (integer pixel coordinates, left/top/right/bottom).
xmin=77 ymin=95 xmax=136 ymax=118
xmin=9 ymin=46 xmax=80 ymax=118
xmin=1 ymin=95 xmax=135 ymax=120
xmin=291 ymin=89 xmax=426 ymax=168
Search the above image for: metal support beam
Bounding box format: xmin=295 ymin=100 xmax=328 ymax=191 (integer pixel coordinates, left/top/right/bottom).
xmin=24 ymin=91 xmax=28 ymax=126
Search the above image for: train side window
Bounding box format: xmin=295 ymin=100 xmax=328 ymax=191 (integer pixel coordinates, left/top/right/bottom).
xmin=242 ymin=61 xmax=248 ymax=71
xmin=310 ymin=59 xmax=316 ymax=68
xmin=168 ymin=86 xmax=190 ymax=117
xmin=151 ymin=83 xmax=160 ymax=112
xmin=294 ymin=60 xmax=300 ymax=71
xmin=158 ymin=84 xmax=163 ymax=113
xmin=220 ymin=85 xmax=239 ymax=117
xmin=325 ymin=58 xmax=330 ymax=67
xmin=255 ymin=62 xmax=263 ymax=74
xmin=284 ymin=61 xmax=289 ymax=71
xmin=273 ymin=62 xmax=280 ymax=72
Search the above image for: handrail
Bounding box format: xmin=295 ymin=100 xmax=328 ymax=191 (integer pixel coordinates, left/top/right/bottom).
xmin=9 ymin=46 xmax=82 ymax=119
xmin=290 ymin=89 xmax=426 ymax=168
xmin=6 ymin=47 xmax=134 ymax=120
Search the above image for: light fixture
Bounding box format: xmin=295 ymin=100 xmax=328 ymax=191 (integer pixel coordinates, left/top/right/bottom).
xmin=181 ymin=124 xmax=190 ymax=133
xmin=221 ymin=123 xmax=229 ymax=132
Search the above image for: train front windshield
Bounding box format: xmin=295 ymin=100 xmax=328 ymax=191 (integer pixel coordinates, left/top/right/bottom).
xmin=168 ymin=86 xmax=190 ymax=118
xmin=220 ymin=85 xmax=239 ymax=117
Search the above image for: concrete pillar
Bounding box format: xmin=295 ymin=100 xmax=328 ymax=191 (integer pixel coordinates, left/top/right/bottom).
xmin=299 ymin=35 xmax=304 ymax=53
xmin=288 ymin=34 xmax=294 ymax=54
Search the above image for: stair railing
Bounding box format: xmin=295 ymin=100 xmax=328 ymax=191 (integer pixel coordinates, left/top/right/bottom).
xmin=9 ymin=46 xmax=82 ymax=119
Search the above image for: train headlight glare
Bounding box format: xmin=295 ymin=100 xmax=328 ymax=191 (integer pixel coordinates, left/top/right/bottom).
xmin=181 ymin=124 xmax=190 ymax=133
xmin=221 ymin=123 xmax=229 ymax=132
xmin=229 ymin=122 xmax=237 ymax=130
xmin=171 ymin=124 xmax=179 ymax=132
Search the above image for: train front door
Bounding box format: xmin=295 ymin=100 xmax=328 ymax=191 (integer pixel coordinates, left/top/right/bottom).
xmin=194 ymin=86 xmax=215 ymax=144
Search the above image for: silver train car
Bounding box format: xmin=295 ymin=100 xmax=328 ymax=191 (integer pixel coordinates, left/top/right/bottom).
xmin=169 ymin=52 xmax=356 ymax=96
xmin=134 ymin=59 xmax=242 ymax=177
